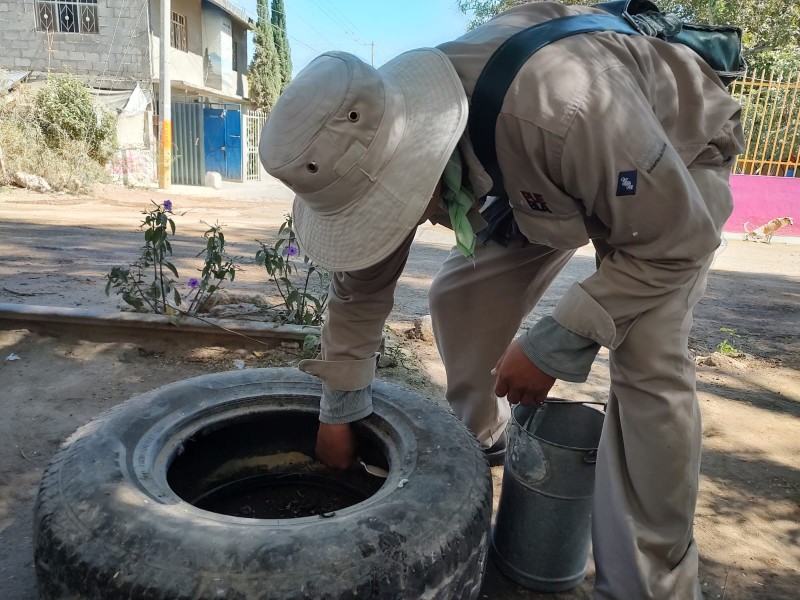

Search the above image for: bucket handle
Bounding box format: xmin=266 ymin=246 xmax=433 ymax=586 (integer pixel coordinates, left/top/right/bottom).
xmin=520 ymin=399 xmax=607 ymax=429
xmin=519 ymin=400 xmax=606 ymax=464
xmin=542 ymin=399 xmax=606 ymax=410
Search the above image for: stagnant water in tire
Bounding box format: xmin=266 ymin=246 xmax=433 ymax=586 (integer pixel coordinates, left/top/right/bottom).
xmin=192 ymin=472 xmax=372 ymax=519
xmin=167 ymin=408 xmax=387 ymax=519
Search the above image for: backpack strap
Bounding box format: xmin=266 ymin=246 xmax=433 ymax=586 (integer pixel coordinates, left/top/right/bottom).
xmin=469 ymin=14 xmax=640 ymax=197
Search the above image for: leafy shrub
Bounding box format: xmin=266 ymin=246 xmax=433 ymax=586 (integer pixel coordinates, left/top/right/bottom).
xmin=105 ymin=201 xmax=238 ymax=316
xmin=0 ymin=85 xmax=108 ymax=191
xmin=256 ymin=214 xmax=331 ymax=326
xmin=716 ymin=327 xmax=744 ymax=357
xmin=34 ymin=74 xmax=117 ymax=165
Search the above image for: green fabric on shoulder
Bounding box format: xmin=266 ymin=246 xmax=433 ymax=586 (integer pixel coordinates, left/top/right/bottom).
xmin=441 ymin=150 xmax=477 ymax=259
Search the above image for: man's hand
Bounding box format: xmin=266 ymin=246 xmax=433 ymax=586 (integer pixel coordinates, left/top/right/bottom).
xmin=316 ymin=423 xmax=356 ymax=470
xmin=493 ymin=340 xmax=556 ymax=406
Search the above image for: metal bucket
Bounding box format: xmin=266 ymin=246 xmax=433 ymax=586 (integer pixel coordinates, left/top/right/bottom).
xmin=490 ymin=400 xmax=605 ymax=592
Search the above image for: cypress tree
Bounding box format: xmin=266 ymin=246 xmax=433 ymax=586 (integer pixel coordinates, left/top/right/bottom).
xmin=248 ymin=0 xmax=281 ymax=111
xmin=270 ymin=0 xmax=292 ymax=91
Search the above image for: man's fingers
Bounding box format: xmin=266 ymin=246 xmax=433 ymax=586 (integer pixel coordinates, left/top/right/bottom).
xmin=493 ymin=349 xmax=508 ymax=374
xmin=505 ymin=389 xmax=523 ymax=405
xmin=494 ymin=377 xmax=510 ymax=399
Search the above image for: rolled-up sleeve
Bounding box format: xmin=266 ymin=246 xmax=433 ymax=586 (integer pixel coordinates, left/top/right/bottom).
xmin=298 ymin=233 xmax=414 ymax=422
xmin=520 ymin=316 xmax=600 ymax=382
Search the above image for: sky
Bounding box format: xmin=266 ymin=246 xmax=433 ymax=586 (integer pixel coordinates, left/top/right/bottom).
xmin=237 ymin=0 xmax=473 ymax=76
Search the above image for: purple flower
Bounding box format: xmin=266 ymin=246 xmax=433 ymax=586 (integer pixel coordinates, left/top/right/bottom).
xmin=163 ymin=200 xmax=173 ymax=213
xmin=188 ymin=277 xmax=200 ymax=289
xmin=283 ymin=244 xmax=299 ymax=257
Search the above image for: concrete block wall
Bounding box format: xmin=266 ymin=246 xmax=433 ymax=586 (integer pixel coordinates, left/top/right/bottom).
xmin=0 ymin=0 xmax=151 ymax=87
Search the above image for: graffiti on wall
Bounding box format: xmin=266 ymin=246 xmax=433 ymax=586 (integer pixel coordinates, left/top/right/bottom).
xmin=108 ymin=148 xmax=157 ymax=186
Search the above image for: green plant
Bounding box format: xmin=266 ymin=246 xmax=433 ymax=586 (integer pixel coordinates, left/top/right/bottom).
xmin=384 ymin=342 xmax=411 ymax=369
xmin=183 ymin=222 xmax=240 ymax=314
xmin=34 ymin=74 xmax=118 ymax=165
xmin=105 ymin=201 xmax=237 ymax=316
xmin=303 ymin=333 xmax=321 ymax=358
xmin=249 ymin=0 xmax=282 ymax=111
xmin=271 ymin=0 xmax=292 ymax=91
xmin=256 ymin=214 xmax=331 ymax=325
xmin=716 ymin=327 xmax=743 ymax=356
xmin=105 ymin=200 xmax=180 ymax=314
xmin=0 ymin=85 xmax=108 ymax=191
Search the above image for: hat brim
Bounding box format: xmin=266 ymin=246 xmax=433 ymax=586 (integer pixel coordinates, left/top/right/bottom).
xmin=292 ymin=48 xmax=468 ymax=272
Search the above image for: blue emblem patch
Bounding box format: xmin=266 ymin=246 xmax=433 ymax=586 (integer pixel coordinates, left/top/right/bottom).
xmin=616 ymin=170 xmax=638 ymax=196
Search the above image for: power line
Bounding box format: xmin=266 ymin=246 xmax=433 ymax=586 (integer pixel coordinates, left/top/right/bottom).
xmin=243 ymin=5 xmax=325 ymax=54
xmin=308 ymin=0 xmax=367 ymax=46
xmin=251 ymin=2 xmax=374 ymax=65
xmin=269 ymin=2 xmax=371 ymax=62
xmin=268 ymin=3 xmax=338 ymax=49
xmin=316 ymin=0 xmax=371 ymax=43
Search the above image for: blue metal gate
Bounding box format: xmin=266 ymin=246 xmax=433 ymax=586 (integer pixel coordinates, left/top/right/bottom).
xmin=203 ymin=104 xmax=242 ymax=181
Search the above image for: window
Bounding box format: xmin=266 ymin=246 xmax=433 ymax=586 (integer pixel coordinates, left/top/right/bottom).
xmin=232 ymin=40 xmax=238 ymax=72
xmin=36 ymin=0 xmax=98 ymax=34
xmin=171 ymin=11 xmax=188 ymax=52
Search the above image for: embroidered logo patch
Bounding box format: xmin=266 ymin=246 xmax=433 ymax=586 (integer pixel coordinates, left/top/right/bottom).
xmin=616 ymin=170 xmax=638 ymax=196
xmin=521 ymin=191 xmax=552 ymax=213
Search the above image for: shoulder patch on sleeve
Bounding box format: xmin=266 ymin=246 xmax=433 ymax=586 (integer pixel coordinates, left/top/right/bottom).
xmin=616 ymin=170 xmax=638 ymax=197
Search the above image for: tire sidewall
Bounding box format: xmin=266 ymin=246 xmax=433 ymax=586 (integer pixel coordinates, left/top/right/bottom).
xmin=34 ymin=368 xmax=491 ymax=599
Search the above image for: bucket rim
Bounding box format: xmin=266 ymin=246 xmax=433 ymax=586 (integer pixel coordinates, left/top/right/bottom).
xmin=511 ymin=400 xmax=604 ymax=452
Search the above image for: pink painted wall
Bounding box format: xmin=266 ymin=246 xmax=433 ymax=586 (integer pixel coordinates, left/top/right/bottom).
xmin=726 ymin=174 xmax=800 ymax=236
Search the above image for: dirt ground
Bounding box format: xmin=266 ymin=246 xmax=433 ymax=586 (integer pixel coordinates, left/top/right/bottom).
xmin=0 ymin=183 xmax=798 ymax=599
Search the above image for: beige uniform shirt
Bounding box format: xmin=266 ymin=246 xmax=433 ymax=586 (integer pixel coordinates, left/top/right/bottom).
xmin=299 ymin=2 xmax=743 ymax=423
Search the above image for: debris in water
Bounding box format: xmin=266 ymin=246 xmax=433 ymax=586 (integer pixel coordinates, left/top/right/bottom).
xmin=360 ymin=461 xmax=389 ymax=479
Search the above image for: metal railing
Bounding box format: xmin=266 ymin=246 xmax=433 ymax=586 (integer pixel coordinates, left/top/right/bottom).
xmin=730 ymin=70 xmax=800 ymax=177
xmin=244 ymin=110 xmax=269 ymax=181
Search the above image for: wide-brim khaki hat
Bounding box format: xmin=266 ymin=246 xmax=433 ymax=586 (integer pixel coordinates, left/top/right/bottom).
xmin=259 ymin=49 xmax=468 ymax=271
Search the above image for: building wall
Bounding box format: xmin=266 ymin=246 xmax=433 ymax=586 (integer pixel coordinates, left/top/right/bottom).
xmin=107 ymin=111 xmax=157 ymax=185
xmin=149 ymin=0 xmax=248 ymax=100
xmin=148 ymin=0 xmax=203 ymax=55
xmin=0 ymin=0 xmax=151 ymax=87
xmin=726 ymin=174 xmax=800 ymax=238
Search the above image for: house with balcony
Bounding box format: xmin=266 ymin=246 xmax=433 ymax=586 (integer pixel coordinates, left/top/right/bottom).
xmin=0 ymin=0 xmax=256 ymax=184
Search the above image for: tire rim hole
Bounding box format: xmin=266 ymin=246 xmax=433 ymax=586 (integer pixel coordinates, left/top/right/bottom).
xmin=166 ymin=410 xmax=387 ymax=519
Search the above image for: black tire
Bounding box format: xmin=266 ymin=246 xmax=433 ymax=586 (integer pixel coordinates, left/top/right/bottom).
xmin=34 ymin=368 xmax=492 ymax=599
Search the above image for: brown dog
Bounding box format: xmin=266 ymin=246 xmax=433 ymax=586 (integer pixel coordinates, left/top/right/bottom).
xmin=744 ymin=216 xmax=794 ymax=243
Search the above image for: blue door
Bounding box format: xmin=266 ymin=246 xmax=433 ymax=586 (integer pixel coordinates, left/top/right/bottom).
xmin=224 ymin=109 xmax=242 ymax=181
xmin=203 ymin=105 xmax=243 ymax=181
xmin=203 ymin=108 xmax=226 ymax=176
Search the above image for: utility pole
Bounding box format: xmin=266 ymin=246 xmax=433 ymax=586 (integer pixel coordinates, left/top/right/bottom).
xmin=370 ymin=41 xmax=375 ymax=67
xmin=159 ymin=0 xmax=172 ymax=190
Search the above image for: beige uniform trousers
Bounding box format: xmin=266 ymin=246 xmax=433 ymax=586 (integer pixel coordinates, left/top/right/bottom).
xmin=430 ymin=239 xmax=709 ymax=599
xmin=428 ymin=169 xmax=728 ymax=598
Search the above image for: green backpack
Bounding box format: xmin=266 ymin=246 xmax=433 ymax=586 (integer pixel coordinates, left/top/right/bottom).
xmin=597 ymin=0 xmax=746 ymax=84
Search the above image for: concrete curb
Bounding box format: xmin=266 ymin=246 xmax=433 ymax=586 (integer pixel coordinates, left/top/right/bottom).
xmin=0 ymin=303 xmax=319 ymax=344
